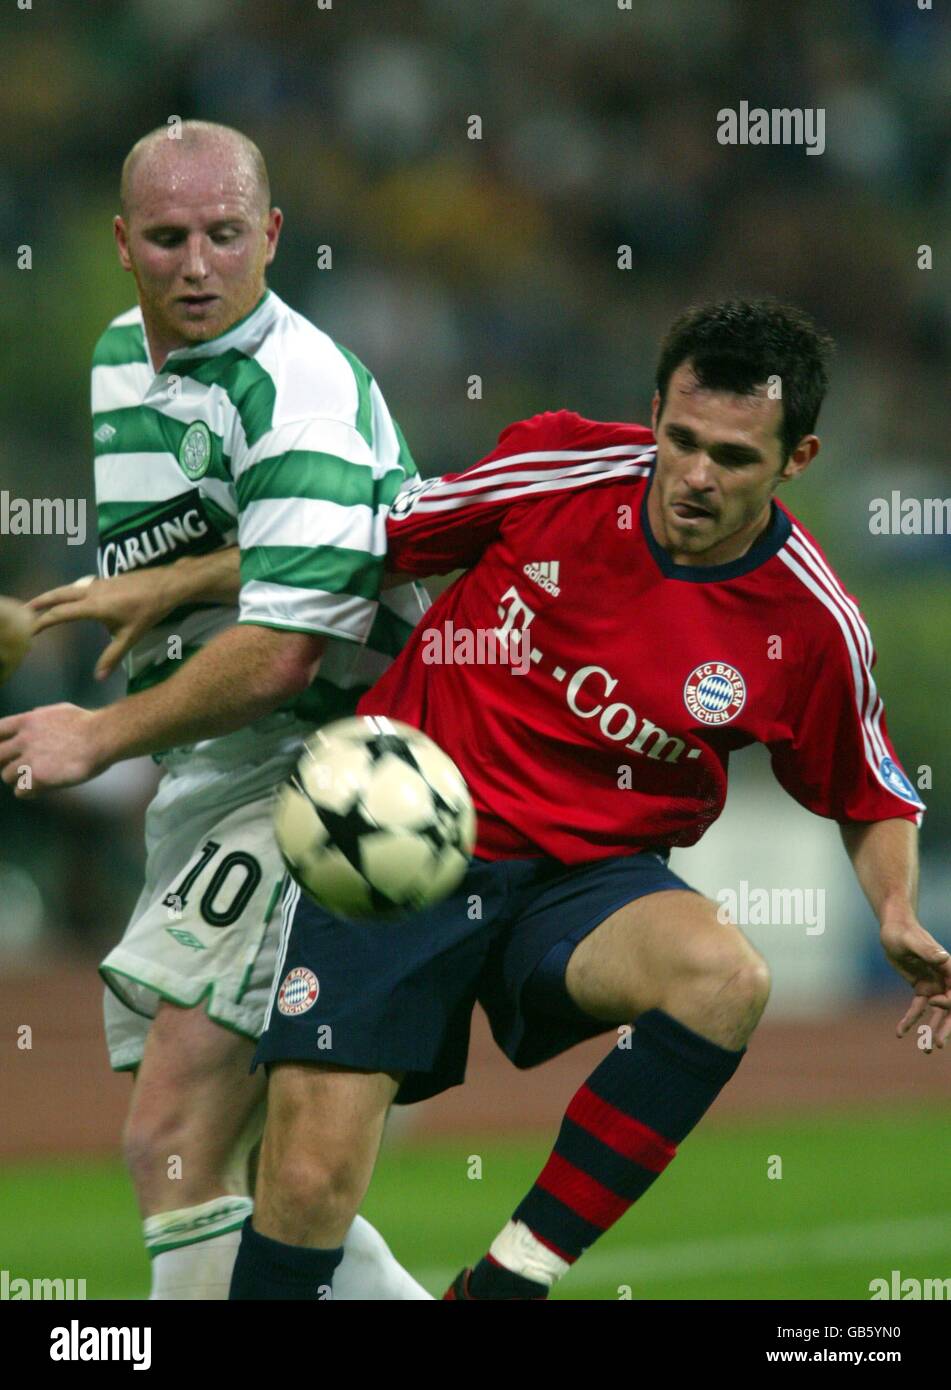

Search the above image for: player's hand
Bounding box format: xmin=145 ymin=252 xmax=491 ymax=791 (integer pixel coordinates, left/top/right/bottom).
xmin=880 ymin=916 xmax=951 ymax=1052
xmin=0 ymin=703 xmax=108 ymax=796
xmin=29 ymin=569 xmax=180 ymax=681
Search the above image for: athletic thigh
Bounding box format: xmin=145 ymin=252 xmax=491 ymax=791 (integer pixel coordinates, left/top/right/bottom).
xmin=101 ymin=795 xmax=288 ymax=1071
xmin=565 ymin=889 xmax=766 ymax=1024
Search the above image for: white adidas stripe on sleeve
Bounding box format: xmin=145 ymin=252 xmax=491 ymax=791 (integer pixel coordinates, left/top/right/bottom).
xmin=465 ymin=442 xmax=657 ymax=476
xmin=778 ymin=544 xmax=924 ymax=811
xmin=787 ymin=531 xmax=885 ymax=759
xmin=406 ymin=453 xmax=654 ymax=516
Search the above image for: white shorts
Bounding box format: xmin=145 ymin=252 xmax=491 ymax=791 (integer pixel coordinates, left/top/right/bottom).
xmin=101 ymin=732 xmax=306 ymax=1071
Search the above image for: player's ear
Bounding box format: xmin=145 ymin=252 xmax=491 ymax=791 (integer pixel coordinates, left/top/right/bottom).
xmin=264 ymin=208 xmax=283 ymax=265
xmin=650 ymin=390 xmax=661 ymax=434
xmin=114 ymin=216 xmax=133 ymax=272
xmin=778 ymin=434 xmax=820 ymax=483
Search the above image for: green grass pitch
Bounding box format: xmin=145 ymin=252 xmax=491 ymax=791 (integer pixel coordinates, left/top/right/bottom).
xmin=2 ymin=1107 xmax=948 ymax=1300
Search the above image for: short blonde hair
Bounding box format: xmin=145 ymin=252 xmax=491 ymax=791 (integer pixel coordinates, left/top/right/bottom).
xmin=119 ymin=120 xmax=270 ymax=220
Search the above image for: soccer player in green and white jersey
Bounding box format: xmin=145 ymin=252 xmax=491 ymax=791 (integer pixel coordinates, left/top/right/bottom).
xmin=8 ymin=121 xmax=431 ymax=1299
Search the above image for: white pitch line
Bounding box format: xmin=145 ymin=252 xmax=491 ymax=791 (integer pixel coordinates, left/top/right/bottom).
xmin=417 ymin=1212 xmax=951 ymax=1292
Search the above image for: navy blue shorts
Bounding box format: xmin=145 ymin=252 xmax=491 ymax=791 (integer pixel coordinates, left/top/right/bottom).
xmin=255 ymin=850 xmax=695 ymax=1104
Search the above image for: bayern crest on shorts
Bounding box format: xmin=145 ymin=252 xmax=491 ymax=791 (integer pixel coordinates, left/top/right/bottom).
xmin=683 ymin=661 xmax=746 ymax=725
xmin=277 ymin=966 xmax=320 ymax=1016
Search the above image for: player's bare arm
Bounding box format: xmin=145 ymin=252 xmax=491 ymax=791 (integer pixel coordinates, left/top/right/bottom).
xmin=29 ymin=547 xmax=427 ymax=690
xmin=0 ymin=624 xmax=325 ymax=795
xmin=29 ymin=547 xmax=243 ymax=680
xmin=841 ymin=819 xmax=951 ymax=1048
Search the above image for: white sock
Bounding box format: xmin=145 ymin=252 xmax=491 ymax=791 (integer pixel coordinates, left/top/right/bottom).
xmin=145 ymin=1200 xmax=431 ymax=1300
xmin=144 ymin=1196 xmax=254 ymax=1300
xmin=335 ymin=1214 xmax=433 ymax=1301
xmin=488 ymin=1219 xmax=571 ymax=1288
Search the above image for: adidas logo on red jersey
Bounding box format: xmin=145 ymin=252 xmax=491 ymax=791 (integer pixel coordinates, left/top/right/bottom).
xmin=523 ymin=560 xmax=560 ymax=596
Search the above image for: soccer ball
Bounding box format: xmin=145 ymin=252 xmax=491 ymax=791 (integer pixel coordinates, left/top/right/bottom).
xmin=274 ymin=716 xmax=476 ymax=919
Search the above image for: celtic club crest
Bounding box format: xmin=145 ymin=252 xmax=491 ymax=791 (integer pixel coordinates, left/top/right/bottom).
xmin=179 ymin=421 xmax=212 ymax=481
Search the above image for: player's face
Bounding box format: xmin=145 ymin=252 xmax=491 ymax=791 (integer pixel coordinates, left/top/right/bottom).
xmin=114 ymin=151 xmax=281 ymax=364
xmin=649 ymin=361 xmax=817 ymax=566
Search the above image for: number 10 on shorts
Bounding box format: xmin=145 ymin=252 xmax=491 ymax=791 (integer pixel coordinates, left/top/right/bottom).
xmin=163 ymin=838 xmax=263 ymax=928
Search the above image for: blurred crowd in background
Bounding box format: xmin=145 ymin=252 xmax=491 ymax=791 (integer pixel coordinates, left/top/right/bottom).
xmin=0 ymin=0 xmax=948 ymax=959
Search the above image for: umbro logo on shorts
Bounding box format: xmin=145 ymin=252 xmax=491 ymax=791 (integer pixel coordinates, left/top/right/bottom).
xmin=523 ymin=560 xmax=561 ymax=596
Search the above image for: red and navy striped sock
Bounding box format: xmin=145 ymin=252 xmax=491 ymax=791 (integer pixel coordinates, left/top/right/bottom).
xmin=468 ymin=1009 xmax=744 ymax=1297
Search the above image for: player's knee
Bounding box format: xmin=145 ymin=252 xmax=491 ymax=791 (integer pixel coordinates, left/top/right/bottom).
xmin=123 ymin=1102 xmax=184 ymax=1175
xmin=666 ymin=927 xmax=770 ymax=1038
xmin=259 ymin=1143 xmax=359 ymax=1236
xmin=257 ymin=1090 xmax=367 ymax=1237
xmin=721 ymin=940 xmax=771 ymax=1023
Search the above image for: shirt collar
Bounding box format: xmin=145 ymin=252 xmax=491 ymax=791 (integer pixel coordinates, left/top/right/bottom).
xmin=640 ymin=474 xmax=791 ymax=583
xmin=159 ymin=289 xmax=276 ymax=366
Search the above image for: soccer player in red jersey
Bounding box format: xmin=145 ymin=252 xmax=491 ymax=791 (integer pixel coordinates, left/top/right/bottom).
xmin=29 ymin=298 xmax=943 ymax=1298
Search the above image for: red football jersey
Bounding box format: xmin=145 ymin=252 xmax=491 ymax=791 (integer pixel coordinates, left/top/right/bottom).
xmin=357 ymin=411 xmax=924 ymax=862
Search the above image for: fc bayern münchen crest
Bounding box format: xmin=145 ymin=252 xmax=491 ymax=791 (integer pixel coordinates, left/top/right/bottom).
xmin=178 ymin=420 xmax=212 ymax=480
xmin=277 ymin=966 xmax=320 ymax=1016
xmin=684 ymin=661 xmax=746 ymax=725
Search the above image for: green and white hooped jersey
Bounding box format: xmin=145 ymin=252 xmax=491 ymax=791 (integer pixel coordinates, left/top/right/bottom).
xmin=91 ymin=289 xmax=429 ymax=774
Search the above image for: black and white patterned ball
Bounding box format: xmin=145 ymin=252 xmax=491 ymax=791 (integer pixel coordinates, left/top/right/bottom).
xmin=274 ymin=716 xmax=476 ymax=919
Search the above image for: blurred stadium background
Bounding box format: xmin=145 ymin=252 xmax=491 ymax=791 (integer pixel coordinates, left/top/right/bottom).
xmin=1 ymin=0 xmax=948 ymax=1299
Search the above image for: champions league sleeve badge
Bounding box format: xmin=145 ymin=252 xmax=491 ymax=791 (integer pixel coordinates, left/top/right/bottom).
xmin=879 ymin=755 xmax=921 ymax=805
xmin=389 ymin=475 xmax=439 ymax=519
